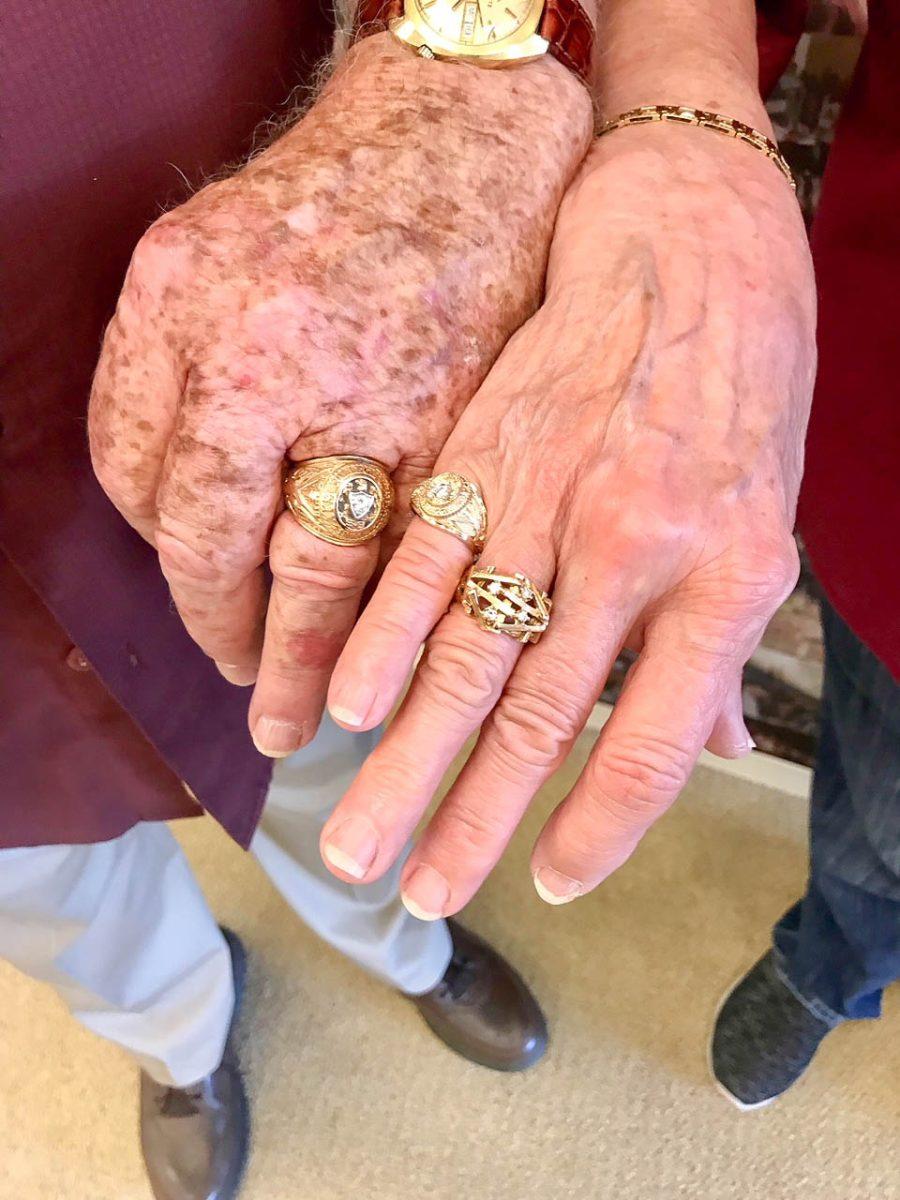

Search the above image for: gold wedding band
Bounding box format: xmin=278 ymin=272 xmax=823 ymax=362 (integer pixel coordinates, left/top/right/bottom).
xmin=458 ymin=565 xmax=552 ymax=645
xmin=283 ymin=455 xmax=393 ymax=546
xmin=410 ymin=472 xmax=488 ymax=553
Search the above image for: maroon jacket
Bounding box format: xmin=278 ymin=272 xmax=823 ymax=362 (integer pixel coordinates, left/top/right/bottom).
xmin=1 ymin=1 xmax=897 ymax=850
xmin=1 ymin=1 xmax=330 ymax=847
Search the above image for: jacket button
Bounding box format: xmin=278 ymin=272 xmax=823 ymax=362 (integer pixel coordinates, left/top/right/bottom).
xmin=66 ymin=647 xmax=91 ymax=672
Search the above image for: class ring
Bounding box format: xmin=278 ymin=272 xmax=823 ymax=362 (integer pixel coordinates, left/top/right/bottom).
xmin=283 ymin=455 xmax=394 ymax=546
xmin=410 ymin=472 xmax=487 ymax=553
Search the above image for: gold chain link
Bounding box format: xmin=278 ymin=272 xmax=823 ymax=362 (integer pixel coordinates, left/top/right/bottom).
xmin=596 ymin=105 xmax=796 ymax=192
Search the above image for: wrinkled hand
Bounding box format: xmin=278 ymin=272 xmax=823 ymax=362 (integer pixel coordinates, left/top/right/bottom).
xmin=89 ymin=35 xmax=591 ymax=755
xmin=321 ymin=125 xmax=816 ymax=914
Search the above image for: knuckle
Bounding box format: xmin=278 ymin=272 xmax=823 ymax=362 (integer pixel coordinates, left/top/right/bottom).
xmin=772 ymin=538 xmax=802 ymax=595
xmin=269 ymin=517 xmax=373 ymax=598
xmin=388 ymin=539 xmax=456 ymax=600
xmin=727 ymin=551 xmax=799 ymax=609
xmin=587 ymin=730 xmax=694 ymax=827
xmin=127 ymin=217 xmax=190 ymax=293
xmin=669 ymin=538 xmax=802 ymax=661
xmin=489 ymin=681 xmax=582 ymax=773
xmin=155 ymin=526 xmax=233 ymax=587
xmin=417 ymin=633 xmax=506 ymax=721
xmin=437 ymin=800 xmax=510 ymax=859
xmin=721 ymin=532 xmax=801 ymax=607
xmin=675 ymin=617 xmax=747 ymax=666
xmin=271 ymin=554 xmax=368 ymax=600
xmin=367 ymin=606 xmax=420 ymax=646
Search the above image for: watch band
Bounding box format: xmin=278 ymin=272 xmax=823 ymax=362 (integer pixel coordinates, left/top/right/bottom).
xmin=537 ymin=0 xmax=593 ymax=83
xmin=354 ymin=0 xmax=593 ymax=83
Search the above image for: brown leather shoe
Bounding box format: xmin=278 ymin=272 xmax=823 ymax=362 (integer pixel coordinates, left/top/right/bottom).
xmin=140 ymin=929 xmax=250 ymax=1200
xmin=410 ymin=920 xmax=548 ymax=1072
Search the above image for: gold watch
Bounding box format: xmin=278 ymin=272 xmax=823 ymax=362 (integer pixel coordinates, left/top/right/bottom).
xmin=354 ymin=0 xmax=594 ymax=83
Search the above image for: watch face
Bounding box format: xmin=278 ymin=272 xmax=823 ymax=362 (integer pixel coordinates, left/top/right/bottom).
xmin=412 ymin=0 xmax=535 ymax=48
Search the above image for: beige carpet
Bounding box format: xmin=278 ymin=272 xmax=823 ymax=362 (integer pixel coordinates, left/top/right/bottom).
xmin=1 ymin=735 xmax=898 ymax=1200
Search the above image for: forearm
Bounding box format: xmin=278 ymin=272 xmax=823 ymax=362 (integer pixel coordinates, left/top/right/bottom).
xmin=597 ymin=0 xmax=770 ymax=128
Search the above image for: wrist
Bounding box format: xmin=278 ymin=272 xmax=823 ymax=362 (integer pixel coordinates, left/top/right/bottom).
xmin=319 ymin=31 xmax=593 ymax=151
xmin=596 ymin=0 xmax=771 ymax=133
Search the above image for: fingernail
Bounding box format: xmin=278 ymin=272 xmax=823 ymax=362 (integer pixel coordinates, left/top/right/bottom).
xmin=252 ymin=716 xmax=305 ymax=758
xmin=402 ymin=865 xmax=450 ymax=921
xmin=533 ymin=867 xmax=582 ymax=906
xmin=322 ymin=816 xmax=379 ymax=879
xmin=329 ymin=685 xmax=377 ymax=730
xmin=216 ymin=661 xmax=258 ymax=686
xmin=727 ymin=734 xmax=756 ymax=758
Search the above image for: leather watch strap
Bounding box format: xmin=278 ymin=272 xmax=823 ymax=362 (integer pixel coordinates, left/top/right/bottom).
xmin=354 ymin=0 xmax=593 ymax=84
xmin=537 ymin=0 xmax=593 ymax=83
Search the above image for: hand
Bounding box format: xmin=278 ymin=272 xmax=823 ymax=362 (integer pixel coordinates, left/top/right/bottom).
xmin=88 ymin=35 xmax=591 ymax=756
xmin=320 ymin=124 xmax=816 ymax=914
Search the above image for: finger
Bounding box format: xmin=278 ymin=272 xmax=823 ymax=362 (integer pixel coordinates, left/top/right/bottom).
xmin=319 ymin=526 xmax=555 ymax=891
xmin=530 ymin=612 xmax=740 ymax=902
xmin=153 ymin=378 xmax=285 ymax=681
xmin=373 ymin=458 xmax=437 ymax=576
xmin=88 ymin=233 xmax=185 ymax=540
xmin=328 ymin=457 xmax=481 ymax=731
xmin=397 ymin=564 xmax=640 ymax=916
xmin=328 ymin=519 xmax=472 ymax=730
xmin=705 ymin=676 xmax=754 ymax=758
xmin=247 ymin=512 xmax=380 ymax=757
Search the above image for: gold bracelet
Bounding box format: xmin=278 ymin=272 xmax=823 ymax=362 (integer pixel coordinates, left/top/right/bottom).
xmin=596 ymin=105 xmax=796 ymax=192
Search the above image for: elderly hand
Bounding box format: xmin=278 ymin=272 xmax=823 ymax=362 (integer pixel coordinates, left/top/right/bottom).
xmin=321 ymin=123 xmax=816 ymax=915
xmin=88 ymin=34 xmax=592 ymax=757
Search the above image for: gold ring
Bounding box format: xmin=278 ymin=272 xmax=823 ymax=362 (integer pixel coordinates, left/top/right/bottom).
xmin=458 ymin=565 xmax=552 ymax=645
xmin=283 ymin=456 xmax=393 ymax=546
xmin=410 ymin=472 xmax=487 ymax=553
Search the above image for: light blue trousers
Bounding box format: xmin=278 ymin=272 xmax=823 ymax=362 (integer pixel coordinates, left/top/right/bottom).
xmin=0 ymin=718 xmax=452 ymax=1085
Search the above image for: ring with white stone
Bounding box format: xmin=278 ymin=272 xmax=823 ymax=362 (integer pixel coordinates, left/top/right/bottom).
xmin=458 ymin=565 xmax=552 ymax=645
xmin=410 ymin=472 xmax=488 ymax=554
xmin=283 ymin=456 xmax=393 ymax=546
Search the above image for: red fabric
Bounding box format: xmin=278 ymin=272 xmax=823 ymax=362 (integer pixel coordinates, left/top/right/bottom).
xmin=797 ymin=7 xmax=900 ymax=678
xmin=757 ymin=0 xmax=810 ymax=93
xmin=756 ymin=2 xmax=900 ymax=678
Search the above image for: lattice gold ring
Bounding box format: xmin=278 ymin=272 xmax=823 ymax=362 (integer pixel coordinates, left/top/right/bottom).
xmin=458 ymin=565 xmax=552 ymax=645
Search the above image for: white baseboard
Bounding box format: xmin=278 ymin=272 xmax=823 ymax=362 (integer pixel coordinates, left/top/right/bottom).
xmin=585 ymin=702 xmax=812 ymax=800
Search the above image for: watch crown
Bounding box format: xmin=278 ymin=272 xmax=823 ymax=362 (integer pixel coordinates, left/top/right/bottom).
xmin=416 ymin=43 xmax=436 ymax=58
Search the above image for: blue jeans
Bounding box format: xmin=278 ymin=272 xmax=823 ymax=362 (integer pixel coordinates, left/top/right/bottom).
xmin=773 ymin=598 xmax=900 ymax=1025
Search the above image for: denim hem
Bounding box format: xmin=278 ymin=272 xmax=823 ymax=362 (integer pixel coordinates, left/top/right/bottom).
xmin=771 ymin=947 xmax=845 ymax=1029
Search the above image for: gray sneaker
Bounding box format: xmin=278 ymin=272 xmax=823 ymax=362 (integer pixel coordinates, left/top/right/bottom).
xmin=710 ymin=950 xmax=835 ymax=1110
